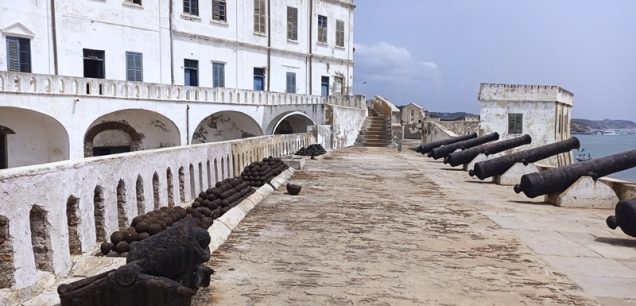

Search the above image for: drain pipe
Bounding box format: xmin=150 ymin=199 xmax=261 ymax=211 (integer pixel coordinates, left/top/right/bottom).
xmin=50 ymin=0 xmax=59 ymax=75
xmin=266 ymin=0 xmax=271 ymax=91
xmin=186 ymin=105 xmax=190 ymax=145
xmin=169 ymin=0 xmax=175 ymax=84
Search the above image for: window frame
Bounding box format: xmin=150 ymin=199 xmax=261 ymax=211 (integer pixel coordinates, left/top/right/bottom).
xmin=6 ymin=36 xmax=31 ymax=73
xmin=321 ymin=76 xmax=329 ymax=96
xmin=125 ymin=51 xmax=143 ymax=82
xmin=254 ymin=0 xmax=267 ymax=34
xmin=336 ymin=20 xmax=345 ymax=47
xmin=286 ymin=72 xmax=296 ymax=94
xmin=317 ymin=15 xmax=328 ymax=44
xmin=124 ymin=0 xmax=142 ymax=5
xmin=212 ymin=62 xmax=225 ymax=88
xmin=253 ymin=67 xmax=265 ymax=91
xmin=212 ymin=0 xmax=227 ymax=22
xmin=287 ymin=6 xmax=298 ymax=41
xmin=184 ymin=59 xmax=199 ymax=87
xmin=183 ymin=0 xmax=199 ymax=16
xmin=508 ymin=113 xmax=523 ymax=134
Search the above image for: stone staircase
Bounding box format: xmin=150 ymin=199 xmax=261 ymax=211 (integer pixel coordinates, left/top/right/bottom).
xmin=358 ymin=115 xmax=392 ymax=147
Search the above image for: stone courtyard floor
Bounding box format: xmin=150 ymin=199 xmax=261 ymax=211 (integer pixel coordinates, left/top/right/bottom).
xmin=194 ymin=146 xmax=636 ymax=305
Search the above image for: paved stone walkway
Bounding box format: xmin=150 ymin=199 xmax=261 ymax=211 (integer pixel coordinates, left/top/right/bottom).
xmin=194 ymin=147 xmax=635 ymax=305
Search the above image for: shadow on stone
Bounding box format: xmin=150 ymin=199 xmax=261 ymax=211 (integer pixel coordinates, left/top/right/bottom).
xmin=594 ymin=236 xmax=636 ymax=247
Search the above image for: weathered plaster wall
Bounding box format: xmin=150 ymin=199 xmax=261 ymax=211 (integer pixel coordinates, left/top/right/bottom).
xmin=87 ymin=109 xmax=181 ymax=150
xmin=438 ymin=120 xmax=480 ymax=137
xmin=0 ymin=107 xmax=69 ymax=167
xmin=422 ymin=121 xmax=457 ymax=144
xmin=192 ymin=111 xmax=264 ymax=143
xmin=0 ymin=133 xmax=312 ymax=289
xmin=327 ymin=105 xmax=367 ymax=148
xmin=308 ymin=125 xmax=333 ymax=150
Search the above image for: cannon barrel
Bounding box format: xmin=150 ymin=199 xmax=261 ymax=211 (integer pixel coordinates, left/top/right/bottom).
xmin=469 ymin=137 xmax=580 ymax=180
xmin=514 ymin=149 xmax=636 ymax=198
xmin=444 ymin=134 xmax=532 ymax=166
xmin=429 ymin=132 xmax=499 ymax=160
xmin=416 ymin=132 xmax=477 ymax=154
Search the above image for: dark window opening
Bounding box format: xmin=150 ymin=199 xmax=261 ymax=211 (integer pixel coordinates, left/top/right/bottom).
xmin=508 ymin=113 xmax=523 ymax=134
xmin=83 ymin=49 xmax=105 ymax=79
xmin=93 ymin=146 xmax=131 ymax=157
xmin=126 ymin=0 xmax=142 ymax=4
xmin=318 ymin=15 xmax=328 ymax=43
xmin=6 ymin=36 xmax=31 ymax=72
xmin=0 ymin=134 xmax=6 ymax=169
xmin=254 ymin=67 xmax=265 ymax=91
xmin=321 ymin=76 xmax=329 ymax=96
xmin=184 ymin=0 xmax=199 ymax=15
xmin=287 ymin=7 xmax=298 ymax=41
xmin=213 ymin=0 xmax=226 ymax=21
xmin=184 ymin=59 xmax=198 ymax=86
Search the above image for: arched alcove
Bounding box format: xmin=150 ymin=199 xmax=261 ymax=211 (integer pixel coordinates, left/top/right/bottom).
xmin=192 ymin=111 xmax=263 ymax=144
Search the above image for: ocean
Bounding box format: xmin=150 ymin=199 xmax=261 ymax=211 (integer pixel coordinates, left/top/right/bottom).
xmin=574 ymin=134 xmax=636 ymax=182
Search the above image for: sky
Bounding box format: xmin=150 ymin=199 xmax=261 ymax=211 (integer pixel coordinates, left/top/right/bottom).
xmin=352 ymin=0 xmax=636 ymax=120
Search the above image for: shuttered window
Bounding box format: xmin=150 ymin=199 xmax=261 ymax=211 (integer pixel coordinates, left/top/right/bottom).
xmin=508 ymin=114 xmax=523 ymax=134
xmin=336 ymin=20 xmax=345 ymax=47
xmin=212 ymin=0 xmax=226 ymax=22
xmin=318 ymin=15 xmax=328 ymax=44
xmin=213 ymin=62 xmax=225 ymax=88
xmin=287 ymin=7 xmax=298 ymax=41
xmin=286 ymin=72 xmax=296 ymax=93
xmin=126 ymin=52 xmax=143 ymax=82
xmin=184 ymin=0 xmax=198 ymax=15
xmin=254 ymin=0 xmax=266 ymax=34
xmin=6 ymin=36 xmax=31 ymax=73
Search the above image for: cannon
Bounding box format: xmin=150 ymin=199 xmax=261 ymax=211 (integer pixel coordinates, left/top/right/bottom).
xmin=514 ymin=149 xmax=636 ymax=198
xmin=428 ymin=132 xmax=500 ymax=160
xmin=469 ymin=137 xmax=580 ymax=180
xmin=58 ymin=218 xmax=213 ymax=306
xmin=607 ymin=199 xmax=636 ymax=238
xmin=416 ymin=132 xmax=477 ymax=154
xmin=444 ymin=134 xmax=532 ymax=167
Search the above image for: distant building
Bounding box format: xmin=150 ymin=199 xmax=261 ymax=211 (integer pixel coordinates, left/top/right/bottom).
xmin=478 ymin=83 xmax=574 ymax=166
xmin=399 ymin=103 xmax=425 ymax=124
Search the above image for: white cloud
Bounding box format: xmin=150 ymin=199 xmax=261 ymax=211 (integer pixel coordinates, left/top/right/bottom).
xmin=354 ymin=41 xmax=441 ymax=92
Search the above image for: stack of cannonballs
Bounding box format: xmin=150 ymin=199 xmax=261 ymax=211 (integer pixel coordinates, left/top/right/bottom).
xmin=100 ymin=206 xmax=208 ymax=257
xmin=241 ymin=157 xmax=288 ymax=187
xmin=193 ymin=177 xmax=254 ymax=215
xmin=295 ymin=144 xmax=327 ymax=157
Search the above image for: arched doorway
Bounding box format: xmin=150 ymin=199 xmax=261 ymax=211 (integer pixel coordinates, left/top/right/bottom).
xmin=192 ymin=111 xmax=263 ymax=144
xmin=268 ymin=112 xmax=316 ymax=135
xmin=0 ymin=107 xmax=69 ymax=168
xmin=84 ymin=109 xmax=180 ymax=157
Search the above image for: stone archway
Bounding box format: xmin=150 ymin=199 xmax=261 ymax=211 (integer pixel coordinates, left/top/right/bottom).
xmin=84 ymin=122 xmax=142 ymax=157
xmin=0 ymin=107 xmax=70 ymax=168
xmin=192 ymin=111 xmax=263 ymax=144
xmin=84 ymin=109 xmax=181 ymax=157
xmin=267 ymin=111 xmax=316 ymax=135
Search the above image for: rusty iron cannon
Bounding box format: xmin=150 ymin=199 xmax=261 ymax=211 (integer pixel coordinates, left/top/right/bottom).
xmin=514 ymin=149 xmax=636 ymax=198
xmin=469 ymin=137 xmax=580 ymax=180
xmin=428 ymin=132 xmax=499 ymax=160
xmin=607 ymin=199 xmax=636 ymax=238
xmin=58 ymin=218 xmax=213 ymax=306
xmin=444 ymin=134 xmax=532 ymax=167
xmin=416 ymin=132 xmax=477 ymax=154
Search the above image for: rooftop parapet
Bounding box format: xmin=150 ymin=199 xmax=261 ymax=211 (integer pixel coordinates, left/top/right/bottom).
xmin=478 ymin=83 xmax=574 ymax=106
xmin=0 ymin=71 xmax=365 ymax=109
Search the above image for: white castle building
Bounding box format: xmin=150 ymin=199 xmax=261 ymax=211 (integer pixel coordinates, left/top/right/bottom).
xmin=0 ymin=0 xmax=366 ymax=293
xmin=0 ymin=0 xmax=359 ymax=169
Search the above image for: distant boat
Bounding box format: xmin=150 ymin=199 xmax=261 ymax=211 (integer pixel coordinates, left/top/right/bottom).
xmin=601 ymin=130 xmax=619 ymax=136
xmin=576 ymin=148 xmax=592 ymax=162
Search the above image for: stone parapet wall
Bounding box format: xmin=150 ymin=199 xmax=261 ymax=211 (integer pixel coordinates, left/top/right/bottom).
xmin=0 ymin=71 xmax=366 ymax=109
xmin=421 ymin=121 xmax=458 ymax=144
xmin=438 ymin=120 xmax=480 ymax=137
xmin=0 ymin=133 xmax=312 ymax=290
xmin=478 ymin=83 xmax=574 ymax=105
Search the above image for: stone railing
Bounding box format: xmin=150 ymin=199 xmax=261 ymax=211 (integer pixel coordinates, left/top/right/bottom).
xmin=0 ymin=133 xmax=313 ymax=290
xmin=421 ymin=120 xmax=458 ymax=144
xmin=0 ymin=71 xmax=365 ymax=108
